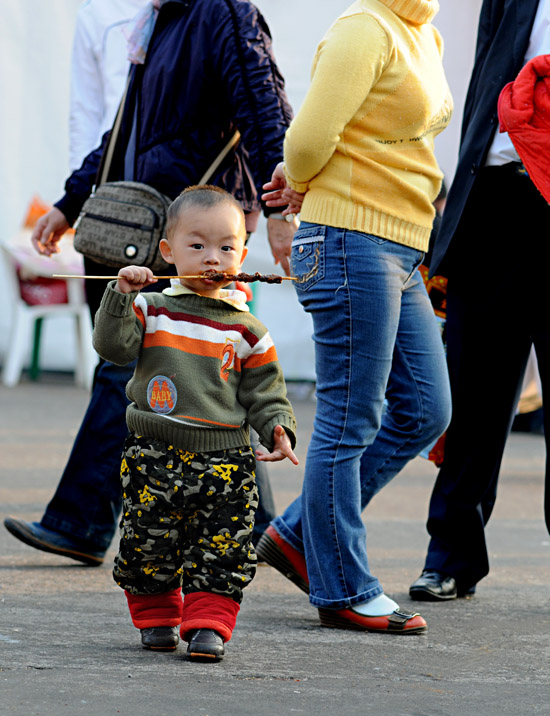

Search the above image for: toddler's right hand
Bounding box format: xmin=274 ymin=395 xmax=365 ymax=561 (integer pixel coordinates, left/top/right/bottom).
xmin=116 ymin=266 xmax=157 ymax=294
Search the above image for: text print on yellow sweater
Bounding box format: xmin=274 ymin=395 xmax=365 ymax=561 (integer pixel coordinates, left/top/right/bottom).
xmin=284 ymin=0 xmax=453 ymax=251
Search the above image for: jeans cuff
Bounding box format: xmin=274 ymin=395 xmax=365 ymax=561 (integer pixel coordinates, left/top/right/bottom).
xmin=41 ymin=512 xmax=112 ymax=552
xmin=308 ymin=584 xmax=383 ymax=609
xmin=271 ymin=516 xmax=304 ymax=553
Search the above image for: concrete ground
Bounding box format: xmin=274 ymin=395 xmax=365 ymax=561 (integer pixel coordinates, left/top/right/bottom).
xmin=1 ymin=376 xmax=549 ymax=716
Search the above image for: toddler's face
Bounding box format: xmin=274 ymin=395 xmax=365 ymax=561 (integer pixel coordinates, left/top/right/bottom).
xmin=160 ymin=203 xmax=247 ymax=298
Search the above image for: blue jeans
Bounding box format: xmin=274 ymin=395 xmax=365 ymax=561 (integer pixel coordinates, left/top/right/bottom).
xmin=41 ymin=360 xmax=133 ymax=551
xmin=273 ymin=223 xmax=451 ymax=609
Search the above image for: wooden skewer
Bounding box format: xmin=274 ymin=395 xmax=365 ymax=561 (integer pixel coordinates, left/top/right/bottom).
xmin=52 ymin=273 xmax=297 ymax=281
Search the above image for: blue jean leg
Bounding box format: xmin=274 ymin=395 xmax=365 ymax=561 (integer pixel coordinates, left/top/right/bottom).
xmin=252 ymin=456 xmax=277 ymax=544
xmin=359 ymin=268 xmax=451 ymax=507
xmin=41 ymin=359 xmax=133 ymax=552
xmin=273 ymin=224 xmax=451 ymax=609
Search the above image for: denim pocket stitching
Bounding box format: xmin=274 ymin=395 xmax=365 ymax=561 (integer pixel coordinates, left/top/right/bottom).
xmin=296 ymin=243 xmax=322 ymax=285
xmin=291 ymin=235 xmax=325 ymax=291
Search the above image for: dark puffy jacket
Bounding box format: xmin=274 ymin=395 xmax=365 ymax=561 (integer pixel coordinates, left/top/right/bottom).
xmin=56 ymin=0 xmax=293 ymax=225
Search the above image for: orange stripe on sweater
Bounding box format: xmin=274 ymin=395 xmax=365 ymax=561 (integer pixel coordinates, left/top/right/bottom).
xmin=143 ymin=330 xmax=242 ymax=366
xmin=172 ymin=414 xmax=242 ymax=428
xmin=133 ymin=304 xmax=146 ymax=328
xmin=244 ymin=345 xmax=278 ymax=369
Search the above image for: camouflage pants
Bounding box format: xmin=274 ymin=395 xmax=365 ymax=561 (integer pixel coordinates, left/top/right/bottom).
xmin=114 ymin=433 xmax=258 ymax=604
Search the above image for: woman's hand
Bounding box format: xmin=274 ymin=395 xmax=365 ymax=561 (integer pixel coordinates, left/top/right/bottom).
xmin=262 ymin=162 xmax=288 ymax=200
xmin=279 ymin=187 xmax=305 ymax=215
xmin=116 ymin=266 xmax=157 ymax=294
xmin=262 ymin=163 xmax=306 ymax=216
xmin=30 ymin=207 xmax=70 ymax=256
xmin=256 ymin=425 xmax=299 ymax=465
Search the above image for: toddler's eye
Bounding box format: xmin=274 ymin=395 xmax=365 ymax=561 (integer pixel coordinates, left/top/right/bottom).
xmin=191 ymin=243 xmax=203 ymax=250
xmin=221 ymin=245 xmax=233 ymax=252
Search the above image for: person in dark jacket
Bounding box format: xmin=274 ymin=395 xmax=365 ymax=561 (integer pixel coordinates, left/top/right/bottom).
xmin=409 ymin=0 xmax=550 ymax=601
xmin=4 ymin=0 xmax=295 ymax=566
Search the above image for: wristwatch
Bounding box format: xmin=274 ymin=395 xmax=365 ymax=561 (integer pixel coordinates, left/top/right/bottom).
xmin=268 ymin=212 xmax=295 ymax=222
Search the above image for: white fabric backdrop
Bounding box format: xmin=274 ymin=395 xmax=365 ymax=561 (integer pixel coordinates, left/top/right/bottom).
xmin=0 ymin=0 xmax=482 ymax=377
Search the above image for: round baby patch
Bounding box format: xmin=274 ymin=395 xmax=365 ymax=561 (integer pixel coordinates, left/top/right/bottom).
xmin=147 ymin=376 xmax=177 ymax=414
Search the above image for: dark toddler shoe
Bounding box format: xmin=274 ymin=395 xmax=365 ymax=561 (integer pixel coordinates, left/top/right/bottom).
xmin=3 ymin=517 xmax=104 ymax=566
xmin=140 ymin=627 xmax=179 ymax=651
xmin=409 ymin=570 xmax=458 ymax=601
xmin=186 ymin=629 xmax=224 ymax=662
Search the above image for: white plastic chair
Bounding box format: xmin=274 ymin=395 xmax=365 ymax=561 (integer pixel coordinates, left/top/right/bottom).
xmin=1 ymin=244 xmax=96 ymax=388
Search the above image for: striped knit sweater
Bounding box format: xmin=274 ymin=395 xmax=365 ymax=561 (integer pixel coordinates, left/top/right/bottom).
xmin=93 ymin=282 xmax=296 ymax=453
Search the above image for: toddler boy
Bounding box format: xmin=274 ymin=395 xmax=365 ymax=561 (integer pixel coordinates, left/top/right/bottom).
xmin=93 ymin=185 xmax=297 ymax=661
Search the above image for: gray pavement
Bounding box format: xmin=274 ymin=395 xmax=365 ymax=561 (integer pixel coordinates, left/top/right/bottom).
xmin=1 ymin=376 xmax=549 ymax=716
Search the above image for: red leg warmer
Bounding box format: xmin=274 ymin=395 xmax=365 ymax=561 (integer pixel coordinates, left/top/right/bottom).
xmin=125 ymin=588 xmax=184 ymax=629
xmin=180 ymin=592 xmax=240 ymax=643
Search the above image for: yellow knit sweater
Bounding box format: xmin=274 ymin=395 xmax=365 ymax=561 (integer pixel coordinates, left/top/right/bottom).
xmin=284 ymin=0 xmax=452 ymax=251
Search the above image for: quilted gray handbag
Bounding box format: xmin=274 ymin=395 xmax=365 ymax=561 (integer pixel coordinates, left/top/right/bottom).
xmin=73 ymin=181 xmax=172 ymax=271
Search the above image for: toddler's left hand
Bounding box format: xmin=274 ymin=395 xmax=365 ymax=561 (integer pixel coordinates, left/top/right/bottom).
xmin=256 ymin=425 xmax=299 ymax=465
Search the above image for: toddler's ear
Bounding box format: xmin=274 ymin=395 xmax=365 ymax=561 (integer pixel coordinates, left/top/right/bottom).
xmin=239 ymin=245 xmax=248 ymax=266
xmin=159 ymin=238 xmax=175 ymax=264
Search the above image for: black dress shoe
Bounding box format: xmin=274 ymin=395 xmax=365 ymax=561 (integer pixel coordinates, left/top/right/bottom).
xmin=186 ymin=628 xmax=224 ymax=661
xmin=409 ymin=570 xmax=458 ymax=601
xmin=4 ymin=517 xmax=104 ymax=566
xmin=140 ymin=627 xmax=179 ymax=651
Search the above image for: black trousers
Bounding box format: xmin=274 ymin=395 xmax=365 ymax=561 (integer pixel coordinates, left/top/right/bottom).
xmin=423 ymin=164 xmax=550 ymax=589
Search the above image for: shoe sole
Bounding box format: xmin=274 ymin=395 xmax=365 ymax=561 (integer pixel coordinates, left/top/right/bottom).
xmin=142 ymin=644 xmax=178 ymax=651
xmin=255 ymin=531 xmax=309 ymax=594
xmin=4 ymin=520 xmax=104 ymax=567
xmin=318 ymin=608 xmax=427 ymax=635
xmin=409 ymin=588 xmax=457 ymax=602
xmin=187 ymin=651 xmax=223 ymax=662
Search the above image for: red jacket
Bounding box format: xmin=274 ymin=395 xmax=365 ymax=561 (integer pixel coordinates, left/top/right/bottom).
xmin=498 ymin=53 xmax=550 ymax=203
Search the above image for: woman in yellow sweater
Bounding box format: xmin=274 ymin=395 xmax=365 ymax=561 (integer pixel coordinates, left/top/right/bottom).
xmin=258 ymin=0 xmax=452 ymax=633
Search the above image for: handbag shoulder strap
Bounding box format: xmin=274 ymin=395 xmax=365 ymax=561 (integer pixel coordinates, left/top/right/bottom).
xmin=199 ymin=131 xmax=241 ymax=184
xmin=97 ymin=73 xmax=132 ymax=187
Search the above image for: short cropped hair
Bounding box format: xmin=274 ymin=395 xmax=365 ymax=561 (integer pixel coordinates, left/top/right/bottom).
xmin=165 ymin=185 xmax=245 ymax=239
